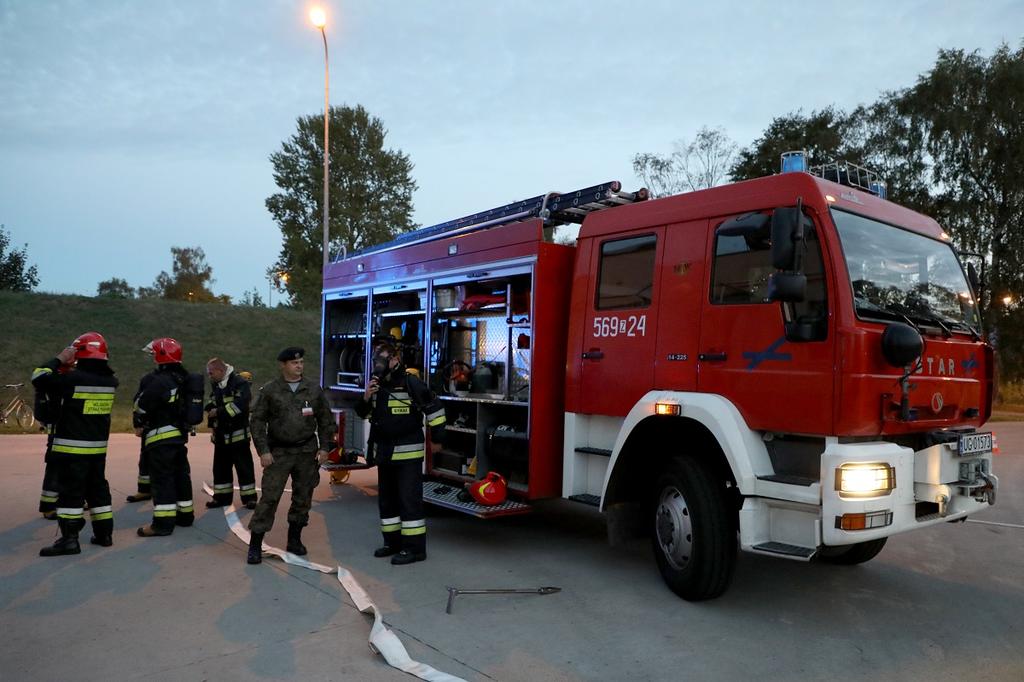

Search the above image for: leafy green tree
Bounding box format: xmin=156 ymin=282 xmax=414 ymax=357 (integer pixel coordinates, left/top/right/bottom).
xmin=139 ymin=246 xmax=230 ymax=303
xmin=0 ymin=224 xmax=39 ymax=292
xmin=730 ymin=106 xmax=858 ymax=181
xmin=633 ymin=126 xmax=738 ymax=197
xmin=238 ymin=287 xmax=266 ymax=308
xmin=96 ymin=277 xmax=136 ymax=299
xmin=266 ymin=104 xmax=418 ymax=309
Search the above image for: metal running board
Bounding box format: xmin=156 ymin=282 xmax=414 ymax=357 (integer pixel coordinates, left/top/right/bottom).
xmin=343 ymin=181 xmax=649 ymax=260
xmin=574 ymin=447 xmax=612 ymax=457
xmin=423 ymin=480 xmax=531 ymax=519
xmin=751 ymin=542 xmax=817 ymax=560
xmin=756 ymin=474 xmax=817 ymax=486
xmin=568 ymin=494 xmax=601 ymax=507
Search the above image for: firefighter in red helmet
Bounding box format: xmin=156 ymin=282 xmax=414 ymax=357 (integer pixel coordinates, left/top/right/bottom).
xmin=33 ymin=332 xmax=118 ymax=556
xmin=133 ymin=337 xmax=197 ymax=536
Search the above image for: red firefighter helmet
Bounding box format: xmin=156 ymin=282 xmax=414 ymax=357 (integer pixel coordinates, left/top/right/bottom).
xmin=143 ymin=337 xmax=183 ymax=364
xmin=72 ymin=332 xmax=108 ymax=360
xmin=468 ymin=472 xmax=508 ymax=506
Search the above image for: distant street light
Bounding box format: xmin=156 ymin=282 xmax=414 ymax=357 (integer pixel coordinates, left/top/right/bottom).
xmin=269 ymin=271 xmax=290 ymax=307
xmin=1003 ymin=295 xmax=1013 ymax=307
xmin=309 ymin=6 xmax=333 ymax=273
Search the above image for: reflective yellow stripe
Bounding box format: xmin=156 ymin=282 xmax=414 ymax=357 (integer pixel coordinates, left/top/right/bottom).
xmin=145 ymin=426 xmax=183 ymax=446
xmin=40 ymin=493 xmax=58 ymax=503
xmin=381 ymin=523 xmax=402 ymax=532
xmin=391 ymin=448 xmax=424 ymax=461
xmin=225 ymin=403 xmax=241 ymax=417
xmin=52 ymin=444 xmax=107 ymax=455
xmin=391 ymin=407 xmax=410 ymax=415
xmin=401 ymin=526 xmax=426 ymax=536
xmin=387 ymin=399 xmax=410 ymax=407
xmin=153 ymin=510 xmax=176 ymax=517
xmin=32 ymin=367 xmax=53 ymax=380
xmin=428 ymin=415 xmax=446 ymax=427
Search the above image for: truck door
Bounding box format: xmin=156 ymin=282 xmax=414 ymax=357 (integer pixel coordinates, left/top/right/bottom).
xmin=697 ymin=213 xmax=834 ymax=434
xmin=577 ymin=229 xmax=664 ymax=417
xmin=654 ymin=220 xmax=709 ymax=391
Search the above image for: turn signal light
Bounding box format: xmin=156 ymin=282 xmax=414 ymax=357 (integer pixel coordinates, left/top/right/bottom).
xmin=835 ymin=463 xmax=895 ymax=498
xmin=655 ymin=402 xmax=681 ymax=416
xmin=835 ymin=510 xmax=893 ymax=531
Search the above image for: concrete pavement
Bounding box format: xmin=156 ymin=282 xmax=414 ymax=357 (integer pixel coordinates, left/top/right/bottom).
xmin=2 ymin=426 xmax=1023 ymax=681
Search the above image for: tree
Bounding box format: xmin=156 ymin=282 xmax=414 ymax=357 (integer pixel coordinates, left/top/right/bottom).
xmin=266 ymin=104 xmax=418 ymax=308
xmin=633 ymin=126 xmax=738 ymax=197
xmin=238 ymin=288 xmax=266 ymax=307
xmin=96 ymin=277 xmax=136 ymax=299
xmin=139 ymin=246 xmax=230 ymax=303
xmin=0 ymin=224 xmax=40 ymax=292
xmin=730 ymin=107 xmax=858 ymax=181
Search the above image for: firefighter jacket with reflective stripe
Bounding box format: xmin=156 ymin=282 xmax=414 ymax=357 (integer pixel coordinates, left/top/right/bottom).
xmin=250 ymin=376 xmax=336 ymax=455
xmin=355 ymin=369 xmax=445 ymax=463
xmin=31 ymin=357 xmax=118 ymax=456
xmin=134 ymin=365 xmax=189 ymax=450
xmin=207 ymin=371 xmax=251 ymax=444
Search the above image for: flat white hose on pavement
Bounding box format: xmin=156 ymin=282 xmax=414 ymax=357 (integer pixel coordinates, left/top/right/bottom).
xmin=202 ymin=483 xmax=466 ymax=682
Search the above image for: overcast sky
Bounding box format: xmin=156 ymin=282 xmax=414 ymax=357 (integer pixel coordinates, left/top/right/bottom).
xmin=1 ymin=1 xmax=1021 ymax=301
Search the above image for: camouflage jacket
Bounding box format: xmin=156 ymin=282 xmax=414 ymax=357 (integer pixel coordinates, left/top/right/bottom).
xmin=250 ymin=376 xmax=335 ymax=455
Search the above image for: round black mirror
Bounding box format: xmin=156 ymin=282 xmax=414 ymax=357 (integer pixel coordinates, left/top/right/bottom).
xmin=881 ymin=322 xmax=923 ymax=368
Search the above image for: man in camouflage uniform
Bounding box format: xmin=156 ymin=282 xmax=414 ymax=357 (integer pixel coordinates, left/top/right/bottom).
xmin=246 ymin=347 xmax=335 ymax=565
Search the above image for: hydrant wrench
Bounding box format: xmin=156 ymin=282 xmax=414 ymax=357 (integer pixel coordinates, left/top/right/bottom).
xmin=445 ymin=586 xmax=561 ymax=614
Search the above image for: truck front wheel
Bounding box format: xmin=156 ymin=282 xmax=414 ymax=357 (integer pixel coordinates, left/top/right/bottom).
xmin=651 ymin=457 xmax=736 ymax=601
xmin=816 ymin=538 xmax=887 ymax=565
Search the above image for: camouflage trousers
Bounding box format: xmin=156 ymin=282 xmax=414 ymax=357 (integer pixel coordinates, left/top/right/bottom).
xmin=248 ymin=447 xmax=320 ymax=534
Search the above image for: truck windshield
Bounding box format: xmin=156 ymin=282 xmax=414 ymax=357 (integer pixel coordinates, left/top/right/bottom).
xmin=832 ymin=209 xmax=980 ymax=334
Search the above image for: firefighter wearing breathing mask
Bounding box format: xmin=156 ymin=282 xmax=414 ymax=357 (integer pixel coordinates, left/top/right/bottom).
xmin=356 ymin=340 xmax=445 ymax=565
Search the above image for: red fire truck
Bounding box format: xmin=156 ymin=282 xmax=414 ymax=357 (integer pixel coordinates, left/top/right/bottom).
xmin=320 ymin=160 xmax=998 ymax=600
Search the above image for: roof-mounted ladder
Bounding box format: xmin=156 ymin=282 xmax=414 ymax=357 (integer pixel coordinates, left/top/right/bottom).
xmin=338 ymin=180 xmax=648 ymax=261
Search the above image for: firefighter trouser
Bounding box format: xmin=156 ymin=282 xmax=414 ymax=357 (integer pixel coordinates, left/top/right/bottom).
xmin=39 ymin=451 xmax=60 ymax=513
xmin=136 ymin=442 xmax=151 ymax=494
xmin=211 ymin=439 xmax=257 ymax=505
xmin=54 ymin=455 xmax=113 ymax=538
xmin=248 ymin=447 xmax=319 ymax=534
xmin=148 ymin=443 xmax=194 ymax=531
xmin=378 ymin=457 xmax=425 ymax=554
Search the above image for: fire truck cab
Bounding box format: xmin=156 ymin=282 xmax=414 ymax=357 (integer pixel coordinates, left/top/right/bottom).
xmin=321 ymin=165 xmax=998 ymax=601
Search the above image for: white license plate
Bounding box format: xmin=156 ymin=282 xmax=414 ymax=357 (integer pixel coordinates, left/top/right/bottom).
xmin=958 ymin=432 xmax=992 ymax=457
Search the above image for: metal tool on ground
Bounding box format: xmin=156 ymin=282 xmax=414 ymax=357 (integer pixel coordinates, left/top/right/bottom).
xmin=445 ymin=586 xmax=561 ymax=614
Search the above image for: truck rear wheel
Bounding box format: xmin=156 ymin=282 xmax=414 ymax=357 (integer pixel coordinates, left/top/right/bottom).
xmin=816 ymin=538 xmax=887 ymax=565
xmin=651 ymin=457 xmax=736 ymax=601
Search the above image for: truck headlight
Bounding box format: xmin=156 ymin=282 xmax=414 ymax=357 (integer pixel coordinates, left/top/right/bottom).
xmin=835 ymin=463 xmax=895 ymax=498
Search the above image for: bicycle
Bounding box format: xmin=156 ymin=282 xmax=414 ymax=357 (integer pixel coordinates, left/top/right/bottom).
xmin=2 ymin=383 xmax=36 ymax=430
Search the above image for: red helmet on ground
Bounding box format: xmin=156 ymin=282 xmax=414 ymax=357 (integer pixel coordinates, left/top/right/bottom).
xmin=144 ymin=337 xmax=183 ymax=364
xmin=72 ymin=332 xmax=108 ymax=360
xmin=468 ymin=472 xmax=508 ymax=506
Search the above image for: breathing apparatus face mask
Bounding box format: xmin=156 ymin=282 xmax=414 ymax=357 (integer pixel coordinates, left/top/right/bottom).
xmin=372 ymin=351 xmax=393 ymax=379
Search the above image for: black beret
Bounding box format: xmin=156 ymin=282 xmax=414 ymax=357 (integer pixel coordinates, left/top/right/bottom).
xmin=277 ymin=347 xmax=305 ymax=362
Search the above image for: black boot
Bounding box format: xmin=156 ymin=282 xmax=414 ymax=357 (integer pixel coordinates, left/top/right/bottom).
xmin=391 ymin=548 xmax=427 ymax=565
xmin=40 ymin=521 xmax=81 ymax=557
xmin=287 ymin=523 xmax=307 ymax=556
xmin=373 ymin=545 xmax=399 ymax=558
xmin=90 ymin=535 xmax=113 ymax=547
xmin=247 ymin=532 xmax=264 ymax=564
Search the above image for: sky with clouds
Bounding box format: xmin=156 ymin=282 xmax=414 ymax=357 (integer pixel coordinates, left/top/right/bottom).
xmin=1 ymin=0 xmax=1021 ymax=301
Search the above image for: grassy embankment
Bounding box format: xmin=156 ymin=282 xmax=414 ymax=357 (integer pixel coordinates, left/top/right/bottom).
xmin=0 ymin=291 xmax=319 ymax=433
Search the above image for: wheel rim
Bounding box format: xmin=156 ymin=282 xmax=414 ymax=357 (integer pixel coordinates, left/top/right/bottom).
xmin=655 ymin=485 xmax=693 ymax=571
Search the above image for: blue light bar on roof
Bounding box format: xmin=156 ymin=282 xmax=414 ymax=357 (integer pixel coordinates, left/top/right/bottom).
xmin=781 ymin=150 xmax=808 ymax=174
xmin=869 ymin=180 xmax=887 ymax=200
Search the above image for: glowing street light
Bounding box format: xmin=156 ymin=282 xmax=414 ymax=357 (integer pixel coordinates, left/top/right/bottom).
xmin=309 ymin=6 xmax=333 ymax=273
xmin=1002 ymin=295 xmax=1013 ymax=307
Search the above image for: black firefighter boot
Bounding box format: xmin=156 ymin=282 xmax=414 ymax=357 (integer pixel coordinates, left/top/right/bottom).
xmin=247 ymin=532 xmax=264 ymax=565
xmin=40 ymin=520 xmax=82 ymax=557
xmin=286 ymin=523 xmax=307 ymax=556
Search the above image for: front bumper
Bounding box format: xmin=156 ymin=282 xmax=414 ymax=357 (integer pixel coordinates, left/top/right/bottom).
xmin=820 ymin=440 xmax=997 ymax=547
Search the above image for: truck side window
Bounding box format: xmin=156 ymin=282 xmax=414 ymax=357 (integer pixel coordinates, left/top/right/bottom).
xmin=596 ymin=234 xmax=657 ymax=310
xmin=710 ymin=222 xmax=829 ymax=340
xmin=711 ymin=232 xmax=774 ymax=304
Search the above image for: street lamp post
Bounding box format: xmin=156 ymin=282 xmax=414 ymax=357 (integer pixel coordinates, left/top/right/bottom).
xmin=310 ymin=7 xmax=331 ymax=273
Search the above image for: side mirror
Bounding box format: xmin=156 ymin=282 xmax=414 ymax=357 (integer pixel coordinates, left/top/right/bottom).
xmin=767 ymin=272 xmax=806 ymax=302
xmin=770 ymin=207 xmax=804 ymax=270
xmin=967 ymin=262 xmax=980 ymax=293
